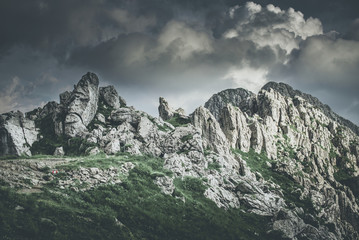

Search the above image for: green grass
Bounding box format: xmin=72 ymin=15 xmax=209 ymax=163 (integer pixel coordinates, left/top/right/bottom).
xmin=166 ymin=114 xmax=191 ymax=127
xmin=181 ymin=134 xmax=193 ymax=142
xmin=302 ymin=161 xmax=314 ymax=174
xmin=276 ymin=135 xmax=296 ymax=160
xmin=147 ymin=116 xmax=172 ymax=132
xmin=315 ymin=120 xmax=328 ymax=128
xmin=207 ymin=162 xmax=221 ymax=171
xmin=232 ymin=148 xmax=317 ymax=215
xmin=289 ymin=124 xmax=299 ymax=133
xmin=204 ymin=147 xmax=212 ymax=156
xmin=156 ymin=124 xmax=171 ymax=132
xmin=334 ymin=168 xmax=354 ymax=182
xmin=232 ymin=148 xmax=274 ymax=180
xmin=0 ymin=154 xmax=281 ymax=240
xmin=87 ymin=118 xmax=105 ymax=131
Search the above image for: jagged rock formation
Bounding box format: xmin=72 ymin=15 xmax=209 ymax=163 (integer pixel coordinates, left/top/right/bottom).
xmin=204 ymin=82 xmax=359 ymax=239
xmin=204 ymin=88 xmax=256 ymax=120
xmin=158 ymin=97 xmax=175 ymax=120
xmin=158 ymin=97 xmax=187 ymax=121
xmin=0 ymin=72 xmax=124 ymax=156
xmin=261 ymin=82 xmax=359 ymax=136
xmin=99 ymin=86 xmax=121 ymax=109
xmin=0 ymin=74 xmax=358 ymax=239
xmin=0 ymin=111 xmax=38 ymax=156
xmin=63 ymin=72 xmax=100 ymax=137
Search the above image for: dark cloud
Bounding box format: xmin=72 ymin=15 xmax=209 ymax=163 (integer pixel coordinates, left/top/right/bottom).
xmin=0 ymin=0 xmax=358 ymax=125
xmin=269 ymin=34 xmax=359 ymax=124
xmin=344 ymin=19 xmax=359 ymax=41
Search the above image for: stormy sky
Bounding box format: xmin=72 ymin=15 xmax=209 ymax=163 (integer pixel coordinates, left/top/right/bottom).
xmin=0 ymin=0 xmax=358 ymax=125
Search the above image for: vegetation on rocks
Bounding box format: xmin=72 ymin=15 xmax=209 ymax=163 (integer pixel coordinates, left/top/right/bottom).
xmin=166 ymin=114 xmax=191 ymax=127
xmin=0 ymin=154 xmax=277 ymax=240
xmin=30 ymin=115 xmax=64 ymax=155
xmin=232 ymin=148 xmax=317 ymax=216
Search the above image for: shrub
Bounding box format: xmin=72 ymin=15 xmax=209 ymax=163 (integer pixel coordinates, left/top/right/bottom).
xmin=63 ymin=137 xmax=97 ymax=156
xmin=166 ymin=114 xmax=191 ymax=127
xmin=232 ymin=148 xmax=317 ymax=215
xmin=207 ymin=162 xmax=221 ymax=171
xmin=181 ymin=134 xmax=193 ymax=142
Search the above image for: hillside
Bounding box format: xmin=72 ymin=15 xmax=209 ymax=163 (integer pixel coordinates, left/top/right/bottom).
xmin=1 ymin=72 xmax=358 ymax=239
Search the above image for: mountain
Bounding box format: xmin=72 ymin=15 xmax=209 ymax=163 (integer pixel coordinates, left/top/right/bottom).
xmin=0 ymin=72 xmax=358 ymax=239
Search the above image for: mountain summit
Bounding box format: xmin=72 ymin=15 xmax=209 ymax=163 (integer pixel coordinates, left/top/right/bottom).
xmin=0 ymin=73 xmax=358 ymax=239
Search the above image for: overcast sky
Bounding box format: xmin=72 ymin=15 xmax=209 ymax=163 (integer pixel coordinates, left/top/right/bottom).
xmin=0 ymin=0 xmax=358 ymax=125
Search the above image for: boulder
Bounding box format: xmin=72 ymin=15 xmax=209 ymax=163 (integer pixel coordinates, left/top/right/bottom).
xmin=158 ymin=97 xmax=175 ymax=121
xmin=119 ymin=96 xmax=127 ymax=107
xmin=110 ymin=108 xmax=140 ymax=125
xmin=53 ymin=147 xmax=65 ymax=156
xmin=155 ymin=176 xmax=175 ymax=195
xmin=158 ymin=97 xmax=188 ymax=121
xmin=64 ymin=72 xmax=99 ymax=137
xmin=99 ymin=86 xmax=121 ymax=109
xmin=0 ymin=111 xmax=38 ymax=156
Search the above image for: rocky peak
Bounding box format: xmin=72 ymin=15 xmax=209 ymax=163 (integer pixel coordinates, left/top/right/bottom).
xmin=64 ymin=72 xmax=100 ymax=137
xmin=59 ymin=91 xmax=71 ymax=105
xmin=261 ymin=82 xmax=298 ymax=97
xmin=99 ymin=86 xmax=121 ymax=109
xmin=76 ymin=72 xmax=99 ymax=89
xmin=0 ymin=111 xmax=38 ymax=156
xmin=204 ymin=82 xmax=359 ymax=238
xmin=204 ymin=88 xmax=256 ymax=120
xmin=158 ymin=97 xmax=174 ymax=120
xmin=1 ymin=72 xmax=132 ymax=156
xmin=262 ymin=82 xmax=359 ymax=135
xmin=158 ymin=97 xmax=188 ymax=121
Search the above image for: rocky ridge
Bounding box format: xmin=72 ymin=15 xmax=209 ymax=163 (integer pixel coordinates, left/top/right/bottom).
xmin=0 ymin=72 xmax=358 ymax=239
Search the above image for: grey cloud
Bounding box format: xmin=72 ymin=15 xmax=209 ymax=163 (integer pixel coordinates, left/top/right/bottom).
xmin=0 ymin=0 xmax=356 ymax=55
xmin=0 ymin=46 xmax=85 ymax=114
xmin=67 ymin=20 xmax=282 ymax=92
xmin=276 ymin=35 xmax=359 ymax=93
xmin=0 ymin=0 xmax=358 ymax=125
xmin=63 ymin=2 xmax=324 ymax=117
xmin=0 ymin=0 xmax=163 ymax=59
xmin=270 ymin=35 xmax=359 ymax=125
xmin=67 ymin=2 xmax=317 ymax=87
xmin=344 ymin=19 xmax=359 ymax=41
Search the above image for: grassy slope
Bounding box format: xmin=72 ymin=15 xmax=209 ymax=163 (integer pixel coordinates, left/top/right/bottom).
xmin=0 ymin=154 xmax=278 ymax=240
xmin=232 ymin=149 xmax=317 ymax=215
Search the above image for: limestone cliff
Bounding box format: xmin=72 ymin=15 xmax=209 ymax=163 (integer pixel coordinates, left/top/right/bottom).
xmin=0 ymin=111 xmax=38 ymax=156
xmin=204 ymin=82 xmax=359 ymax=239
xmin=63 ymin=72 xmax=100 ymax=137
